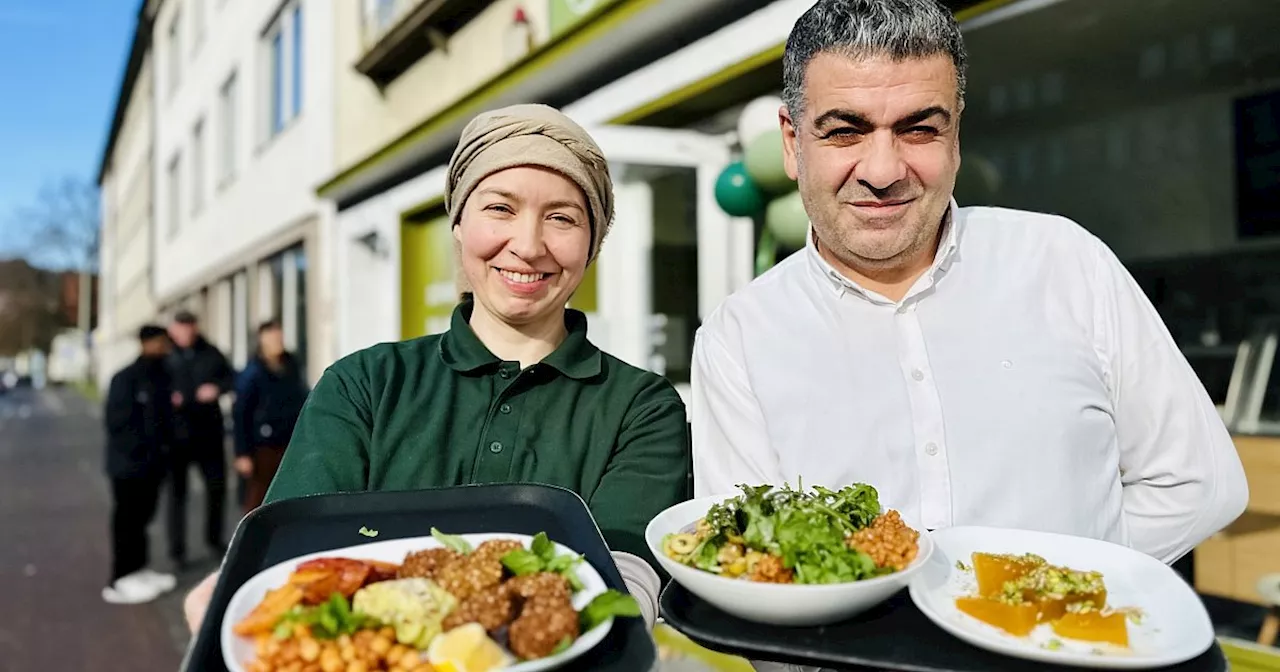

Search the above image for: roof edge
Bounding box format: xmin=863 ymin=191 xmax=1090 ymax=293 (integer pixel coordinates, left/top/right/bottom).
xmin=96 ymin=0 xmax=154 ymax=185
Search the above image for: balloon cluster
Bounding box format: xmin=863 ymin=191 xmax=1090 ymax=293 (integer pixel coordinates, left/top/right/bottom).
xmin=713 ymin=96 xmax=809 ymax=274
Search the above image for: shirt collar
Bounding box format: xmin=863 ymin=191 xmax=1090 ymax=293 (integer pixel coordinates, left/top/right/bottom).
xmin=806 ymin=197 xmax=963 ymax=298
xmin=438 ymin=300 xmax=602 ymax=380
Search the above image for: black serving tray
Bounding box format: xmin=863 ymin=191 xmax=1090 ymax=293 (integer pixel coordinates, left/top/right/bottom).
xmin=182 ymin=483 xmax=657 ymax=671
xmin=660 ymin=583 xmax=1227 ymax=671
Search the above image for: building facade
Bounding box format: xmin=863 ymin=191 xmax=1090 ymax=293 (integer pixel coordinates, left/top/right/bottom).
xmin=148 ymin=0 xmax=336 ymax=380
xmin=97 ymin=4 xmax=158 ymax=391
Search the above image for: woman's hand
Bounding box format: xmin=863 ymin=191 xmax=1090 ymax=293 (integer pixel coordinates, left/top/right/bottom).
xmin=185 ymin=571 xmax=220 ymax=634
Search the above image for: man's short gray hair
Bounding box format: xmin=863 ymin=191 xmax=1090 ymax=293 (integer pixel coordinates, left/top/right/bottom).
xmin=783 ymin=0 xmax=968 ymax=120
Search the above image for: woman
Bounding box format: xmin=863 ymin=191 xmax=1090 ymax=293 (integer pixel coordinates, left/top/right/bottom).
xmin=185 ymin=104 xmax=689 ymax=632
xmin=231 ymin=319 xmax=309 ymax=514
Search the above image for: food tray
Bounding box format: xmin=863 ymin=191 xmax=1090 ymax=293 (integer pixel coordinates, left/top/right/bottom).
xmin=181 ymin=483 xmax=657 ymax=671
xmin=660 ymin=584 xmax=1227 ymax=671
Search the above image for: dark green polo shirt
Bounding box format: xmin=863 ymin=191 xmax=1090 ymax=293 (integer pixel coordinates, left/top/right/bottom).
xmin=265 ymin=301 xmax=691 ymax=565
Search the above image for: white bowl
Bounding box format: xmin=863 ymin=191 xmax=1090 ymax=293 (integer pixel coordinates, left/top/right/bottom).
xmin=220 ymin=533 xmax=613 ymax=672
xmin=646 ymin=494 xmax=933 ymax=627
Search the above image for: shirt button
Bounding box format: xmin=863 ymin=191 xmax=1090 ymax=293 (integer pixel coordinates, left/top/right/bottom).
xmin=499 ymin=403 xmax=511 ymax=414
xmin=925 ymin=442 xmax=939 ymax=456
xmin=499 ymin=370 xmax=511 ymax=379
xmin=489 ymin=441 xmax=503 ymax=454
xmin=912 ymin=369 xmax=925 ymax=382
xmin=896 ymin=305 xmax=908 ymax=315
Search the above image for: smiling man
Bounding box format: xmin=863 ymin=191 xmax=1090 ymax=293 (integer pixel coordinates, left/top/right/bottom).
xmin=691 ymin=0 xmax=1247 ymax=626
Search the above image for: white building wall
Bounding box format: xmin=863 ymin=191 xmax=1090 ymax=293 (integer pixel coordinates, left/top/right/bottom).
xmin=150 ymin=0 xmax=336 ymax=375
xmin=97 ymin=57 xmax=158 ymax=391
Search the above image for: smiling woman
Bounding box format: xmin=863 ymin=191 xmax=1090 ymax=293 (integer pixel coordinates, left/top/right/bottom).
xmin=183 ymin=104 xmax=688 ymax=638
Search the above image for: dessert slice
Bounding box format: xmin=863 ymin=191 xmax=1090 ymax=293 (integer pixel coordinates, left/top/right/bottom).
xmin=955 ymin=596 xmax=1040 ymax=637
xmin=971 ymin=552 xmax=1046 ymax=598
xmin=1051 ymin=608 xmax=1129 ymax=647
xmin=1007 ymin=565 xmax=1107 ymax=622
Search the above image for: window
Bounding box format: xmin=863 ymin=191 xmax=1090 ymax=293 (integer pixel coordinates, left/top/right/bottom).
xmin=191 ymin=119 xmax=205 ymax=215
xmin=218 ymin=71 xmax=238 ymax=184
xmin=361 ymin=0 xmax=400 ymax=47
xmin=167 ymin=152 xmax=182 ymax=238
xmin=167 ymin=10 xmax=182 ymax=95
xmin=263 ymin=2 xmax=304 ymax=140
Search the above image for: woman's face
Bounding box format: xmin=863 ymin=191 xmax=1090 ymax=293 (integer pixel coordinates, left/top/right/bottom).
xmin=455 ymin=166 xmax=592 ymax=327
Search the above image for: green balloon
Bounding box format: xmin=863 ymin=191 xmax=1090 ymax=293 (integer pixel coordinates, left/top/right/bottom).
xmin=765 ymin=189 xmax=809 ymax=249
xmin=743 ymin=129 xmax=795 ymax=195
xmin=714 ymin=162 xmax=765 ymax=217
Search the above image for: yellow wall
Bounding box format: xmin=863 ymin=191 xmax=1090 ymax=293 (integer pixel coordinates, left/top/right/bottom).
xmin=333 ymin=0 xmax=554 ymax=173
xmin=400 ymin=213 xmax=458 ymax=340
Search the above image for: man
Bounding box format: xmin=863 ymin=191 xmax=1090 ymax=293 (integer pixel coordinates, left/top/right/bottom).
xmin=103 ymin=325 xmax=179 ymax=604
xmin=166 ymin=310 xmax=235 ymax=569
xmin=694 ymin=0 xmax=1245 ymax=581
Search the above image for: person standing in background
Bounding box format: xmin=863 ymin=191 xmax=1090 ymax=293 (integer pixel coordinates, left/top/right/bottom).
xmin=166 ymin=310 xmax=235 ymax=569
xmin=233 ymin=319 xmax=310 ymax=514
xmin=103 ymin=325 xmax=179 ymax=604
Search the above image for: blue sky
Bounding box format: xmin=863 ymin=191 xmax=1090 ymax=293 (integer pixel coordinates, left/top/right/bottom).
xmin=0 ymin=1 xmax=135 ymax=260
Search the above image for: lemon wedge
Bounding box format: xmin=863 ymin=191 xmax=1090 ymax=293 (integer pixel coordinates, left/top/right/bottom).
xmin=426 ymin=623 xmax=514 ymax=672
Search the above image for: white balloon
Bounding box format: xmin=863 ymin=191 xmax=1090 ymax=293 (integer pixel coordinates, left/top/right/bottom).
xmin=737 ymin=95 xmax=784 ymax=147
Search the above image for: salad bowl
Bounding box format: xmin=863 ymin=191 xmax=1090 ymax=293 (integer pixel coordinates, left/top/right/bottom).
xmin=646 ymin=484 xmax=933 ymax=627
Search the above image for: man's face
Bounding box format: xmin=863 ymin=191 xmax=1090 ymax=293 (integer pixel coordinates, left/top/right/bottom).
xmin=781 ymin=52 xmax=961 ymax=273
xmin=169 ymin=322 xmax=196 ymax=348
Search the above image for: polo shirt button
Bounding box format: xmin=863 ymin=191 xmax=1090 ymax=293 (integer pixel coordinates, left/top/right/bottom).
xmin=500 ymin=403 xmax=512 ymax=414
xmin=499 ymin=370 xmax=511 ymax=379
xmin=489 ymin=441 xmax=503 ymax=454
xmin=912 ymin=369 xmax=925 ymax=382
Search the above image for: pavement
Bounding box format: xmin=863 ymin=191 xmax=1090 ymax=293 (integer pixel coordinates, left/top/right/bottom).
xmin=0 ymin=385 xmax=237 ymax=672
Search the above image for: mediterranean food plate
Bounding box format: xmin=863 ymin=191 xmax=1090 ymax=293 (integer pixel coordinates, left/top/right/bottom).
xmin=221 ymin=530 xmax=637 ymax=672
xmin=908 ymin=526 xmax=1214 ymax=669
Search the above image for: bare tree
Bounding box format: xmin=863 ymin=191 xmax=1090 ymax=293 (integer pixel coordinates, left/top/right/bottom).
xmin=15 ymin=176 xmax=100 ymax=274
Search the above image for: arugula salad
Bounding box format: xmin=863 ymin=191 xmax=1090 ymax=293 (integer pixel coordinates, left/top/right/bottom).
xmin=662 ymin=483 xmax=921 ymax=585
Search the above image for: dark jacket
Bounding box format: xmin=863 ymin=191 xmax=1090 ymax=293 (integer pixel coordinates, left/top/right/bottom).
xmin=167 ymin=336 xmax=235 ymax=442
xmin=104 ymin=356 xmax=174 ymax=479
xmin=232 ymin=352 xmax=310 ymax=458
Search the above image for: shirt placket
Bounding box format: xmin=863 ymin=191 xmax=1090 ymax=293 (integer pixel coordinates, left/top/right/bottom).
xmin=894 ymin=301 xmax=952 ymax=530
xmin=472 ymin=362 xmax=522 ymax=482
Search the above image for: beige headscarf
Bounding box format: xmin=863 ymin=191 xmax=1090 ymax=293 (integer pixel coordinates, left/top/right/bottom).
xmin=446 ymin=104 xmax=614 ymax=272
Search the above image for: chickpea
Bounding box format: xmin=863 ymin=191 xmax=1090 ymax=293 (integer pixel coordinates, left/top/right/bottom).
xmin=281 ymin=661 xmax=304 ymax=672
xmin=303 ymin=665 xmax=322 ymax=672
xmin=337 ymin=635 xmax=353 ymax=649
xmin=319 ymin=648 xmax=344 ymax=672
xmin=299 ymin=637 xmax=321 ymax=662
xmin=340 ymin=644 xmax=357 ymax=662
xmin=385 ymin=644 xmax=407 ymax=666
xmin=379 ymin=626 xmax=396 ymax=641
xmin=246 ymin=662 xmax=270 ymax=672
xmin=370 ymin=635 xmax=393 ymax=657
xmin=294 ymin=624 xmax=312 ymax=639
xmin=346 ymin=660 xmax=369 ymax=672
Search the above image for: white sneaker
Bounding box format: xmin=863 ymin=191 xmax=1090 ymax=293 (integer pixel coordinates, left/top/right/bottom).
xmin=102 ymin=573 xmax=164 ymax=605
xmin=135 ymin=568 xmax=178 ymax=593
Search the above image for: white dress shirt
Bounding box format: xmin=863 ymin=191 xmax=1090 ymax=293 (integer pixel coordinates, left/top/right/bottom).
xmin=692 ymin=203 xmax=1247 ymax=570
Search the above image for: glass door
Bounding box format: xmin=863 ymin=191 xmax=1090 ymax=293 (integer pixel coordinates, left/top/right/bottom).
xmin=581 ymin=125 xmax=750 ymax=403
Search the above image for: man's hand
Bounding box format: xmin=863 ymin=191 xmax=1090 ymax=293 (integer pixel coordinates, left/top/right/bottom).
xmin=234 ymin=456 xmax=253 ymax=477
xmin=196 ymin=383 xmax=220 ymax=403
xmin=185 ymin=571 xmax=219 ymax=634
xmin=171 ymin=391 xmax=184 ymax=408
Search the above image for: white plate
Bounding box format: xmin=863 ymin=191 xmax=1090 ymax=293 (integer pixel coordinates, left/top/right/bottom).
xmin=907 ymin=526 xmax=1214 ymax=669
xmin=220 ymin=533 xmax=614 ymax=672
xmin=646 ymin=495 xmax=934 ymax=627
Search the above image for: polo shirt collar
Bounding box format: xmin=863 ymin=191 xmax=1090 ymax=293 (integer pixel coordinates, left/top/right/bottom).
xmin=439 ymin=301 xmax=602 ymax=380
